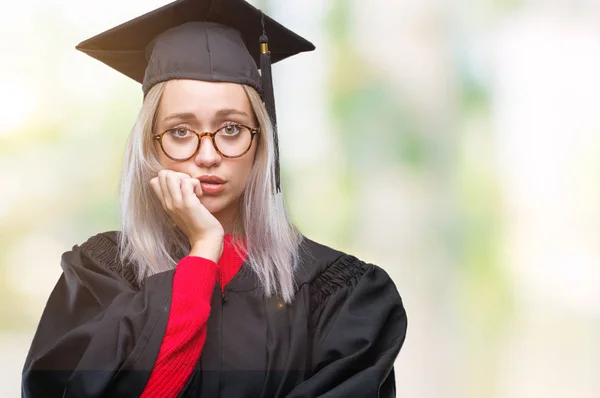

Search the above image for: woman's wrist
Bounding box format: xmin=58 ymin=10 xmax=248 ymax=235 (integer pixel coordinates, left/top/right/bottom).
xmin=189 ymin=236 xmax=224 ymax=263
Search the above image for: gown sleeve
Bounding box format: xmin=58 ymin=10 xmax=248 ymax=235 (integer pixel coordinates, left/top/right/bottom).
xmin=286 ymin=255 xmax=408 ymax=398
xmin=22 ymin=233 xmax=177 ymax=398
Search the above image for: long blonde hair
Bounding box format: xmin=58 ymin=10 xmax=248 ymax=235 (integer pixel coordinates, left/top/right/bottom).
xmin=117 ymin=81 xmax=305 ymax=303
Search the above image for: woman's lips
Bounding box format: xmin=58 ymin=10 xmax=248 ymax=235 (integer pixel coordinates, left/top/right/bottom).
xmin=200 ymin=182 xmax=225 ymax=194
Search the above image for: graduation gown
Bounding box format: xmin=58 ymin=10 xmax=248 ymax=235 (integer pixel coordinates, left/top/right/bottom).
xmin=22 ymin=231 xmax=408 ymax=397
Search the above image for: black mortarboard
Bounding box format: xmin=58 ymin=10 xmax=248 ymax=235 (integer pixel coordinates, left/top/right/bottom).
xmin=76 ymin=0 xmax=315 ymax=193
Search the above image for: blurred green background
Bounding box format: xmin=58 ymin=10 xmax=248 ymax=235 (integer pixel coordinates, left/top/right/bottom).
xmin=2 ymin=0 xmax=600 ymax=397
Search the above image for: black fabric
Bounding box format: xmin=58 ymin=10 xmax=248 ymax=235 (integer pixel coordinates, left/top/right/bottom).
xmin=22 ymin=231 xmax=408 ymax=397
xmin=21 ymin=232 xmax=173 ymax=398
xmin=78 ymin=232 xmax=139 ymax=288
xmin=75 ymin=0 xmax=315 ymax=97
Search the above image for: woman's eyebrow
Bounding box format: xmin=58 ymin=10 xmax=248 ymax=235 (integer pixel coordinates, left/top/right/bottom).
xmin=162 ymin=112 xmax=198 ymax=124
xmin=215 ymin=108 xmax=250 ymax=118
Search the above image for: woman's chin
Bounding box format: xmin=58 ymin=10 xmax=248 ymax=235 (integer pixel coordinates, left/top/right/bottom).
xmin=199 ymin=196 xmax=225 ymax=213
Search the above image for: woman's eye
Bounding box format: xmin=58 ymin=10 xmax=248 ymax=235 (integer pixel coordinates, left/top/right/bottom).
xmin=221 ymin=124 xmax=240 ymax=135
xmin=172 ymin=127 xmax=190 ymax=137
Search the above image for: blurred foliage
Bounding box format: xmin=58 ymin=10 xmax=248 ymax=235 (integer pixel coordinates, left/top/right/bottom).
xmin=2 ymin=1 xmax=600 ymax=397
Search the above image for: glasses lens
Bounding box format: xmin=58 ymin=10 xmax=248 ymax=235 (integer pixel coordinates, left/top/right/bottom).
xmin=160 ymin=125 xmax=253 ymax=159
xmin=161 ymin=128 xmax=199 ymax=160
xmin=214 ymin=125 xmax=252 ymax=157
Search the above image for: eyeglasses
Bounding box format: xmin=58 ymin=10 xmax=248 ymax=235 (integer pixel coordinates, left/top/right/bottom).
xmin=153 ymin=124 xmax=260 ymax=161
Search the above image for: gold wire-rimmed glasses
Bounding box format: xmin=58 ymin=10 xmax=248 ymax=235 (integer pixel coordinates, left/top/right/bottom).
xmin=153 ymin=124 xmax=261 ymax=161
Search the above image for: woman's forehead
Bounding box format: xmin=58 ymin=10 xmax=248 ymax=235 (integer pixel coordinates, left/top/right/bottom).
xmin=158 ymin=79 xmax=252 ymax=119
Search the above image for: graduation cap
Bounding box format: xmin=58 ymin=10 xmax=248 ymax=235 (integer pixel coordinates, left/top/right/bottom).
xmin=76 ymin=0 xmax=315 ymax=193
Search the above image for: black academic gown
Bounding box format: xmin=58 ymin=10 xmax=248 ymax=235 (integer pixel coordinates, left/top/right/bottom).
xmin=22 ymin=231 xmax=408 ymax=397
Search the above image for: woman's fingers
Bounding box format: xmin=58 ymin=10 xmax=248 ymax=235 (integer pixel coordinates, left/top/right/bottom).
xmin=149 ymin=177 xmax=162 ymax=206
xmin=192 ymin=179 xmax=204 ymax=197
xmin=166 ymin=172 xmax=184 ymax=208
xmin=189 ymin=178 xmax=202 ymax=198
xmin=149 ymin=169 xmax=224 ymax=244
xmin=157 ymin=170 xmax=173 ymax=209
xmin=153 ymin=170 xmax=199 ymax=209
xmin=174 ymin=172 xmax=202 ymax=200
xmin=181 ymin=177 xmax=197 ymax=206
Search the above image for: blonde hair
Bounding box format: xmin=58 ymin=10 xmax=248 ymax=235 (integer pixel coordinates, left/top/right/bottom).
xmin=117 ymin=81 xmax=305 ymax=303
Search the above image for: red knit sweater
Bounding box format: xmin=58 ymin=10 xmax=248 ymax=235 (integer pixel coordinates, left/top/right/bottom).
xmin=140 ymin=234 xmax=247 ymax=398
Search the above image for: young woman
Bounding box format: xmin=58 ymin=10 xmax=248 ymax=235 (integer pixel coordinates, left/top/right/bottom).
xmin=22 ymin=0 xmax=408 ymax=397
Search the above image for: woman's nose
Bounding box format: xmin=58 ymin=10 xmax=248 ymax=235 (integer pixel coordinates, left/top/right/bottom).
xmin=194 ymin=135 xmax=221 ymax=167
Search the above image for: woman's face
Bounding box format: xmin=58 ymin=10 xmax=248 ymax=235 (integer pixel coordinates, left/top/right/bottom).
xmin=154 ymin=79 xmax=258 ymax=227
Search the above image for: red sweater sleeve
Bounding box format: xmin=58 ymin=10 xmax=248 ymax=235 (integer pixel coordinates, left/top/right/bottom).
xmin=140 ymin=255 xmax=218 ymax=398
